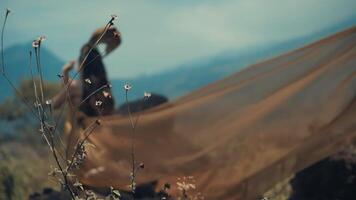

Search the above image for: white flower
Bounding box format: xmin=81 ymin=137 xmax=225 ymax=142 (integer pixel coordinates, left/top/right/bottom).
xmin=32 ymin=40 xmax=39 ymax=48
xmin=124 ymin=83 xmax=132 ymax=91
xmin=84 ymin=78 xmax=92 ymax=84
xmin=38 ymin=35 xmax=46 ymax=42
xmin=45 ymin=100 xmax=52 ymax=105
xmin=103 ymin=90 xmax=111 ymax=98
xmin=110 ymin=14 xmax=118 ymax=20
xmin=95 ymin=101 xmax=102 ymax=106
xmin=144 ymin=92 xmax=151 ymax=99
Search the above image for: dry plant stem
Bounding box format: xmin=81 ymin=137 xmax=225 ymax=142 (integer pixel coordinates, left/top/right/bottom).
xmin=2 ymin=11 xmax=118 ymax=200
xmin=1 ymin=13 xmax=42 ymax=122
xmin=0 ymin=9 xmax=9 ymax=74
xmin=46 ymin=125 xmax=76 ymax=199
xmin=35 ymin=46 xmax=45 ymax=104
xmin=66 ymin=120 xmax=100 ymax=172
xmin=1 ymin=10 xmax=39 ymax=119
xmin=1 ymin=10 xmax=76 ymax=199
xmin=125 ymin=89 xmax=137 ymax=196
xmin=36 ymin=67 xmax=75 ymax=198
xmin=78 ymin=84 xmax=111 ymax=106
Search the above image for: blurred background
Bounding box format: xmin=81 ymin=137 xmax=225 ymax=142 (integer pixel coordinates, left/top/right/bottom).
xmin=1 ymin=0 xmax=356 ymax=101
xmin=0 ymin=1 xmax=356 ymax=199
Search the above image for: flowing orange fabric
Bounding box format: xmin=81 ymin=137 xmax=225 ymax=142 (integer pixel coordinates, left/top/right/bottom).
xmin=73 ymin=27 xmax=356 ymax=199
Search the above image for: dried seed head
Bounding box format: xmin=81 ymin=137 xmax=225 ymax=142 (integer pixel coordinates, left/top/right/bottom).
xmin=95 ymin=100 xmax=102 ymax=106
xmin=45 ymin=100 xmax=52 ymax=105
xmin=109 ymin=14 xmax=118 ymax=25
xmin=95 ymin=119 xmax=101 ymax=125
xmin=144 ymin=92 xmax=151 ymax=99
xmin=111 ymin=14 xmax=118 ymax=20
xmin=103 ymin=90 xmax=111 ymax=98
xmin=139 ymin=162 xmax=145 ymax=169
xmin=124 ymin=83 xmax=132 ymax=91
xmin=38 ymin=35 xmax=46 ymax=42
xmin=32 ymin=40 xmax=39 ymax=48
xmin=84 ymin=78 xmax=92 ymax=84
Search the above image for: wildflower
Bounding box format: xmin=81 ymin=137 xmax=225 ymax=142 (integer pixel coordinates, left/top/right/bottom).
xmin=32 ymin=36 xmax=46 ymax=48
xmin=177 ymin=182 xmax=196 ymax=191
xmin=72 ymin=144 xmax=87 ymax=168
xmin=95 ymin=100 xmax=102 ymax=106
xmin=177 ymin=176 xmax=196 ymax=192
xmin=84 ymin=78 xmax=92 ymax=84
xmin=110 ymin=186 xmax=121 ymax=200
xmin=45 ymin=100 xmax=52 ymax=105
xmin=73 ymin=181 xmax=84 ymax=191
xmin=144 ymin=92 xmax=151 ymax=99
xmin=32 ymin=40 xmax=39 ymax=48
xmin=103 ymin=90 xmax=111 ymax=98
xmin=139 ymin=162 xmax=145 ymax=169
xmin=109 ymin=14 xmax=118 ymax=26
xmin=124 ymin=83 xmax=132 ymax=91
xmin=38 ymin=35 xmax=46 ymax=42
xmin=111 ymin=14 xmax=118 ymax=20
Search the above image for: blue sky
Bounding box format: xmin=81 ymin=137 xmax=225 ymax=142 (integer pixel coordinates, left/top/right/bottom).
xmin=1 ymin=0 xmax=356 ymax=78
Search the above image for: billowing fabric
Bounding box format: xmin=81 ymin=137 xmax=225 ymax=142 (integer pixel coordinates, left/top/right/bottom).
xmin=72 ymin=27 xmax=356 ymax=199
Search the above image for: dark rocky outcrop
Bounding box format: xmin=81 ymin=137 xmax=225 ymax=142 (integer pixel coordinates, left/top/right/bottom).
xmin=289 ymin=147 xmax=356 ymax=200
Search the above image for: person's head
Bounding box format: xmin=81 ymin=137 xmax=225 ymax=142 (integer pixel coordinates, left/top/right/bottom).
xmin=89 ymin=26 xmax=121 ymax=56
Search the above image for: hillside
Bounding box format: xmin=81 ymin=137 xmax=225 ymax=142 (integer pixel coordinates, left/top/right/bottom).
xmin=0 ymin=43 xmax=64 ymax=99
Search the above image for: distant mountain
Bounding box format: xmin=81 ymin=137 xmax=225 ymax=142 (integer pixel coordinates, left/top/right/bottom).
xmin=0 ymin=43 xmax=64 ymax=100
xmin=1 ymin=17 xmax=355 ymax=105
xmin=111 ymin=18 xmax=356 ymax=103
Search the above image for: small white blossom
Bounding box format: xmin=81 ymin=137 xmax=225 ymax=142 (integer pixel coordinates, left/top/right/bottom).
xmin=103 ymin=90 xmax=111 ymax=98
xmin=45 ymin=100 xmax=52 ymax=105
xmin=38 ymin=35 xmax=46 ymax=42
xmin=32 ymin=40 xmax=39 ymax=48
xmin=144 ymin=92 xmax=151 ymax=99
xmin=111 ymin=14 xmax=118 ymax=20
xmin=124 ymin=83 xmax=132 ymax=91
xmin=84 ymin=78 xmax=92 ymax=84
xmin=95 ymin=101 xmax=102 ymax=106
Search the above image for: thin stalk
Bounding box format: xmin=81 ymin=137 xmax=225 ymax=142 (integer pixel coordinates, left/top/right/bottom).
xmin=125 ymin=89 xmax=136 ymax=196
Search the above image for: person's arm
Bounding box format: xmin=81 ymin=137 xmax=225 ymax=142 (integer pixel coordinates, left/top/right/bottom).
xmin=51 ymin=61 xmax=76 ymax=109
xmin=62 ymin=60 xmax=75 ymax=84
